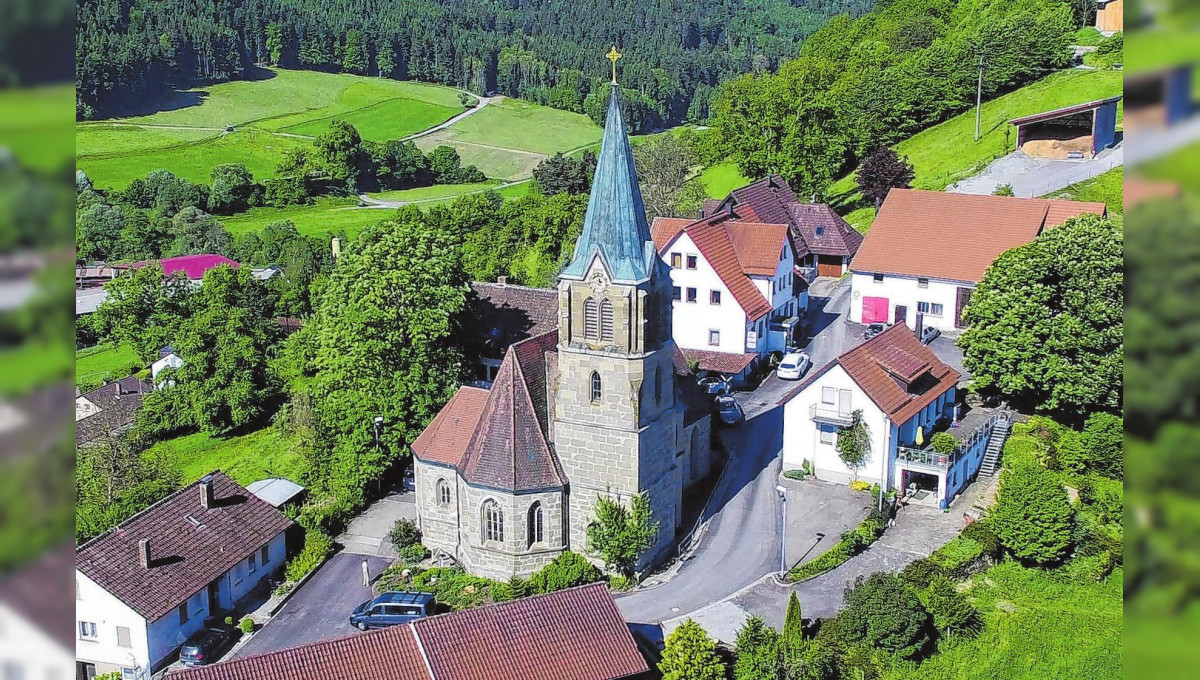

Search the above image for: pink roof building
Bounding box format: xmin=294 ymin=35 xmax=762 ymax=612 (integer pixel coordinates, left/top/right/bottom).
xmin=132 ymin=254 xmax=238 ymax=281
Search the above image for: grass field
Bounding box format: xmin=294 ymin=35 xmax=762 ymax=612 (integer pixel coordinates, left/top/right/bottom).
xmin=826 ymin=69 xmax=1125 ymax=216
xmin=220 ymin=197 xmax=385 ymax=237
xmin=76 ymin=343 xmax=142 ymax=390
xmin=1043 ymin=167 xmax=1124 ymax=219
xmin=144 ymin=426 xmax=304 ymax=487
xmin=1139 ymin=141 xmax=1200 ymax=195
xmin=77 ymin=69 xmax=469 ymax=190
xmin=700 ymin=162 xmax=751 ymax=199
xmin=883 ymin=561 xmax=1122 ymax=680
xmin=0 ymin=84 xmax=76 ymax=173
xmin=0 ymin=340 xmax=73 ymax=397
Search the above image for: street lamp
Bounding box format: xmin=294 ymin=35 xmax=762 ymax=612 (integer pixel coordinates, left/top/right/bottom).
xmin=373 ymin=416 xmax=384 ymax=449
xmin=776 ymin=485 xmax=788 ymax=574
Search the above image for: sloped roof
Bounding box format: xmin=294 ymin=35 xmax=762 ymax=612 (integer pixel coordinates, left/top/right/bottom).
xmin=75 ymin=376 xmax=153 ymax=446
xmin=680 ymin=348 xmax=759 ymax=375
xmin=851 ymin=189 xmax=1107 ymax=282
xmin=780 ymin=325 xmax=959 ymax=424
xmin=1009 ymin=96 xmax=1123 ymax=126
xmin=134 ymin=254 xmax=238 ymax=280
xmin=785 ymin=203 xmax=864 ymax=259
xmin=0 ymin=543 xmax=76 ymax=649
xmin=414 ymin=331 xmax=565 ymax=494
xmin=468 ymin=282 xmax=558 ymax=359
xmin=171 ymin=583 xmax=650 ymax=680
xmin=562 ymin=87 xmax=657 ymax=284
xmin=725 ymin=175 xmax=799 ymax=225
xmin=725 ymin=221 xmax=789 ymax=276
xmin=76 ymin=471 xmax=294 ymax=621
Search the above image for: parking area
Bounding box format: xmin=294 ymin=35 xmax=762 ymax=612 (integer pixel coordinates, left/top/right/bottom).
xmin=232 ymin=552 xmax=394 ymax=659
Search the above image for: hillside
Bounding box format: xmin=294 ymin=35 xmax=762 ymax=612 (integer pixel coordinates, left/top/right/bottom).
xmin=826 ymin=68 xmax=1124 ymax=229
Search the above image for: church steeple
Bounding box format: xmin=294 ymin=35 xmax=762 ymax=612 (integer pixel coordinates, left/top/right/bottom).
xmin=560 ymin=79 xmax=657 ymax=285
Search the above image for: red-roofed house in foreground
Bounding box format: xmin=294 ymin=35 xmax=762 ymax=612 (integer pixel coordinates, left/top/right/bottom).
xmin=779 ymin=325 xmax=1012 ymax=509
xmin=168 ymin=583 xmax=651 ymax=680
xmin=849 ymin=189 xmax=1107 ymax=331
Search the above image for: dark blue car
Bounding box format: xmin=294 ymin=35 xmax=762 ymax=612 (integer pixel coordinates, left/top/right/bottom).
xmin=349 ymin=591 xmax=434 ymax=631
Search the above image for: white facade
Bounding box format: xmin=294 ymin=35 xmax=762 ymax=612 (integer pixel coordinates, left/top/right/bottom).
xmin=0 ymin=603 xmax=73 ymax=680
xmin=661 ymin=232 xmax=802 ymax=358
xmin=75 ymin=532 xmax=286 ymax=676
xmin=848 ymin=271 xmax=969 ymax=331
xmin=151 ymin=352 xmax=184 ymax=382
xmin=781 ymin=365 xmax=893 ymax=487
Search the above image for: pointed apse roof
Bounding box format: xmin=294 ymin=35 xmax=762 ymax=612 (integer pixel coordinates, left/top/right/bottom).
xmin=560 ymin=86 xmax=657 ymax=284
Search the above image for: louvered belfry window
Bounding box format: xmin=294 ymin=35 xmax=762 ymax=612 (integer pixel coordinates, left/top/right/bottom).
xmin=584 ymin=297 xmax=599 ymax=340
xmin=599 ymin=299 xmax=614 ymax=342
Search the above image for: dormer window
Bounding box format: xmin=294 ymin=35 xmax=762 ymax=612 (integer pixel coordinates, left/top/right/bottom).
xmin=815 ymin=226 xmax=825 ymax=237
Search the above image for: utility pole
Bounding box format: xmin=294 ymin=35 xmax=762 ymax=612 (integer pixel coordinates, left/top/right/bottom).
xmin=776 ymin=485 xmax=788 ymax=574
xmin=974 ymin=53 xmax=986 ymax=142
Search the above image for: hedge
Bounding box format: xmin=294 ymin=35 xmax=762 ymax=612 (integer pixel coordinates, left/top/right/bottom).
xmin=283 ymin=531 xmax=333 ymax=583
xmin=789 ymin=514 xmax=887 ymax=581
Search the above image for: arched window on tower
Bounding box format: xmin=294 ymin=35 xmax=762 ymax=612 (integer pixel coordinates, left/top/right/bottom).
xmin=584 ymin=297 xmax=599 ymax=340
xmin=527 ymin=502 xmax=544 ymax=547
xmin=591 ymin=371 xmax=602 ymax=402
xmin=482 ymin=500 xmax=504 ymax=543
xmin=436 ymin=478 xmax=451 ymax=507
xmin=599 ymin=299 xmax=614 ymax=342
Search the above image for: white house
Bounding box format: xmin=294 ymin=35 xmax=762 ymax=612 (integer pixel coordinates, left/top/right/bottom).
xmin=849 ymin=190 xmax=1107 ymax=331
xmin=651 ymin=213 xmax=805 ymax=382
xmin=780 ymin=325 xmax=960 ymax=498
xmin=151 ymin=347 xmax=184 ymax=386
xmin=0 ymin=546 xmax=75 ymax=680
xmin=75 ymin=472 xmax=293 ymax=679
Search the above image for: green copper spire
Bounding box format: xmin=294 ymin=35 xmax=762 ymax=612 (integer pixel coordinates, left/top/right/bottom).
xmin=560 ymin=85 xmax=657 ymax=284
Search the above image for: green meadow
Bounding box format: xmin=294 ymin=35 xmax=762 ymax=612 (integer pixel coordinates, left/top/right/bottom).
xmin=144 ymin=426 xmax=304 ymax=487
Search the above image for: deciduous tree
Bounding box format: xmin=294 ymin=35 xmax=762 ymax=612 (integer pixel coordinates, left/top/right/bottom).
xmin=634 ymin=134 xmax=706 ymax=219
xmin=586 ymin=491 xmax=660 ymax=577
xmin=659 ymin=620 xmax=727 ymax=680
xmin=836 ymin=409 xmax=870 ymax=481
xmin=733 ymin=616 xmax=782 ymax=680
xmin=855 ymin=148 xmax=914 ymax=209
xmin=839 ymin=572 xmax=932 ymax=659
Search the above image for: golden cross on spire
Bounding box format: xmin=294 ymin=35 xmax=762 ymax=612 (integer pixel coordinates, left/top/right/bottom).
xmin=606 ymin=45 xmax=622 ymax=85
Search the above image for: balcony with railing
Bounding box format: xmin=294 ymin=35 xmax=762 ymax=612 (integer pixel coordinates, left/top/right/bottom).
xmin=810 ymin=403 xmax=853 ymax=426
xmin=896 ymin=446 xmax=955 ymax=470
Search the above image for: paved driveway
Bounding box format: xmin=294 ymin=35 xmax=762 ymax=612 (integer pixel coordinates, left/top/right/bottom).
xmin=339 ymin=487 xmax=417 ymax=557
xmin=232 ymin=552 xmax=393 ymax=658
xmin=948 ymin=146 xmax=1122 ymax=197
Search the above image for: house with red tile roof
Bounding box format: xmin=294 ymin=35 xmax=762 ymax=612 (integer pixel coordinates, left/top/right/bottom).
xmin=849 ymin=189 xmax=1107 ymax=331
xmin=410 ymin=85 xmax=711 ymax=582
xmin=168 ymin=583 xmax=651 ymax=680
xmin=703 ymin=175 xmax=864 ymax=278
xmin=75 ymin=472 xmax=294 ymax=679
xmin=651 ymin=210 xmax=804 ymax=382
xmin=778 ymin=325 xmax=973 ymax=508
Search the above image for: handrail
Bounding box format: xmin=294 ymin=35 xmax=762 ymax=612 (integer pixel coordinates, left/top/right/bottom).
xmin=897 ymin=409 xmax=1012 ymax=470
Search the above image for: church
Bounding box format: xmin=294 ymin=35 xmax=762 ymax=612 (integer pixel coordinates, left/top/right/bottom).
xmin=411 ymin=63 xmax=712 ymax=580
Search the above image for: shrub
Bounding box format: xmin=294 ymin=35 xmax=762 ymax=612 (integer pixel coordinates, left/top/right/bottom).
xmin=608 ymin=574 xmax=636 ymax=591
xmin=929 ymin=536 xmax=984 ymax=574
xmin=931 ymin=432 xmax=958 ymax=455
xmin=659 ymin=620 xmax=727 ymax=680
xmin=839 ymin=573 xmax=932 ymax=659
xmin=388 ymin=518 xmax=422 ymax=552
xmin=525 ymin=552 xmax=602 ymax=595
xmin=1064 ymin=551 xmax=1119 ymax=584
xmin=992 ymin=183 xmax=1015 ymax=197
xmin=223 ymin=616 xmax=234 ymax=625
xmin=398 ymin=543 xmax=429 ymax=563
xmin=374 ymin=562 xmax=419 ymax=593
xmin=790 ymin=515 xmax=886 ymax=581
xmin=240 ymin=616 xmax=255 ymax=634
xmin=961 ymin=521 xmax=1002 ymax=559
xmin=784 ymin=469 xmax=807 ymax=481
xmin=1001 ymin=435 xmax=1046 ymax=469
xmin=992 ymin=465 xmax=1074 ymax=565
xmin=410 ymin=567 xmax=512 ymax=611
xmin=1081 ymin=412 xmax=1123 ymax=478
xmin=899 ymin=558 xmax=945 ymax=587
xmin=850 ymin=480 xmax=870 ymax=492
xmin=284 ymin=531 xmax=333 ymax=583
xmin=918 ymin=575 xmax=978 ymax=636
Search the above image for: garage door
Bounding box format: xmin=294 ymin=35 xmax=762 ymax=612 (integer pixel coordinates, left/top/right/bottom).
xmin=862 ymin=296 xmax=888 ymax=324
xmin=816 ymin=255 xmax=843 ymax=278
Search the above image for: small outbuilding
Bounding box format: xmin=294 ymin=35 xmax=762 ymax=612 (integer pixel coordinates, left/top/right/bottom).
xmin=1009 ymin=96 xmax=1122 ymax=159
xmin=1095 ymin=0 xmax=1123 ymax=34
xmin=246 ymin=478 xmax=306 ymax=508
xmin=1125 ymin=65 xmax=1195 ymax=131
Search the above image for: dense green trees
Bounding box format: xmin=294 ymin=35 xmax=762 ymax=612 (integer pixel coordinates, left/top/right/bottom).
xmin=532 ymin=152 xmax=595 ymax=196
xmin=586 ymin=492 xmax=660 ymax=578
xmin=90 ymin=263 xmax=191 ymax=364
xmin=733 ymin=616 xmax=781 ymax=680
xmin=708 ymin=0 xmax=1076 ymax=197
xmin=633 ymin=134 xmax=706 ymax=220
xmin=838 ymin=572 xmax=933 ymax=659
xmin=992 ymin=463 xmax=1074 ymax=565
xmin=959 ymin=214 xmax=1123 ymax=420
xmin=659 ymin=620 xmax=727 ymax=680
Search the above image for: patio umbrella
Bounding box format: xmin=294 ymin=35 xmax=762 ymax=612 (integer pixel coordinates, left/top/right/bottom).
xmin=915 ymin=425 xmax=924 ymax=446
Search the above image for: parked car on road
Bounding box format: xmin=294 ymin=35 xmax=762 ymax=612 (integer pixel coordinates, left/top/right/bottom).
xmin=698 ymin=376 xmax=731 ymax=400
xmin=775 ymin=352 xmax=812 ymax=380
xmin=864 ymin=323 xmax=888 ymax=339
xmin=179 ymin=625 xmax=235 ymax=666
xmin=349 ymin=591 xmax=434 ymax=631
xmin=715 ymin=395 xmax=744 ymax=426
xmin=919 ymin=326 xmax=940 ymax=345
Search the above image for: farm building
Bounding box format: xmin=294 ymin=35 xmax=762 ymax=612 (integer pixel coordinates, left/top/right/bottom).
xmin=1095 ymin=0 xmax=1123 ymax=34
xmin=1009 ymin=96 xmax=1121 ymax=159
xmin=1125 ymin=65 xmax=1195 ymax=131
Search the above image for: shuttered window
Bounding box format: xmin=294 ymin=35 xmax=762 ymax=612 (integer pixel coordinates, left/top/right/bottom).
xmin=599 ymin=299 xmax=614 ymax=342
xmin=584 ymin=297 xmax=599 ymax=340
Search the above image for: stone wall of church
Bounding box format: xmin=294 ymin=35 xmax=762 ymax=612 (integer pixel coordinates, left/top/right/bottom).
xmin=413 ymin=459 xmax=461 ymax=559
xmin=682 ymin=417 xmax=713 ymax=488
xmin=456 ymin=484 xmax=567 ymax=581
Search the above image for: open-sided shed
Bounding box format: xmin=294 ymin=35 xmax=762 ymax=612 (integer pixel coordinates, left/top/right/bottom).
xmin=1125 ymin=65 xmax=1194 ymax=131
xmin=1010 ymin=96 xmax=1122 ymax=159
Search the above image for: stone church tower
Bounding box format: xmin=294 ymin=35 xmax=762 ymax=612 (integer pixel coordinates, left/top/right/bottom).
xmin=553 ymin=82 xmax=684 ymax=567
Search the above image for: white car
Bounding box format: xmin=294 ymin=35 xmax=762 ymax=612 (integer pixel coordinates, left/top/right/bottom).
xmin=776 ymin=352 xmax=812 ymax=380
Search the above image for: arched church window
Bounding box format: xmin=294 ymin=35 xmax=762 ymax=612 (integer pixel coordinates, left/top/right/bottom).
xmin=527 ymin=502 xmax=544 ymax=547
xmin=599 ymin=299 xmax=614 ymax=342
xmin=584 ymin=297 xmax=599 ymax=340
xmin=591 ymin=371 xmax=602 ymax=402
xmin=482 ymin=500 xmax=504 ymax=543
xmin=436 ymin=479 xmax=451 ymax=506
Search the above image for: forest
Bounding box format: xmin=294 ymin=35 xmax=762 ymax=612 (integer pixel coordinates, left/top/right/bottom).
xmin=75 ymin=0 xmax=873 ymax=128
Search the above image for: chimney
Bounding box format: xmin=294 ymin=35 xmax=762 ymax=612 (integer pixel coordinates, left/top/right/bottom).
xmin=497 ymin=275 xmax=508 ymax=285
xmin=915 ymin=312 xmax=925 ymax=338
xmin=199 ymin=475 xmax=214 ymax=509
xmin=138 ymin=539 xmax=151 ymax=569
xmin=331 ymin=236 xmax=342 ymax=259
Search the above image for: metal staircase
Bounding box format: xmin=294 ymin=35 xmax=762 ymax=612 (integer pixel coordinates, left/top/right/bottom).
xmin=978 ymin=413 xmax=1012 ymax=477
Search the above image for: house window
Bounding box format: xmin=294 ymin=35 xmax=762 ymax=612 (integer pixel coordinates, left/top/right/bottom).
xmin=708 ymin=330 xmax=720 ymax=346
xmin=590 ymin=371 xmax=602 ymax=402
xmin=437 ymin=479 xmax=451 ymax=506
xmin=599 ymin=299 xmax=614 ymax=342
xmin=116 ymin=626 xmax=131 ymax=648
xmin=483 ymin=500 xmax=504 ymax=543
xmin=584 ymin=297 xmax=599 ymax=340
xmin=686 ymin=287 xmax=697 ymax=303
xmin=819 ymin=426 xmax=835 ymax=445
xmin=527 ymin=502 xmax=544 ymax=547
xmin=179 ymin=601 xmax=189 ymax=624
xmin=710 ymin=290 xmax=721 ymax=305
xmin=121 ymin=670 xmax=136 ymax=680
xmin=248 ymin=553 xmax=257 ymax=574
xmin=917 ymin=302 xmax=944 ymax=317
xmin=78 ymin=621 xmax=98 ymax=640
xmin=872 ymin=274 xmax=884 ymax=283
xmin=917 ymin=278 xmax=929 ymax=288
xmin=670 ymin=253 xmax=682 ymax=268
xmin=686 ymin=255 xmax=698 ymax=270
xmin=672 ymin=286 xmax=681 ymax=301
xmin=821 ymin=387 xmax=836 ymax=404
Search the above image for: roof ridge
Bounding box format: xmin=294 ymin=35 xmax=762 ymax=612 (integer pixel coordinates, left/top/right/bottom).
xmin=76 ymin=469 xmax=226 ymax=552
